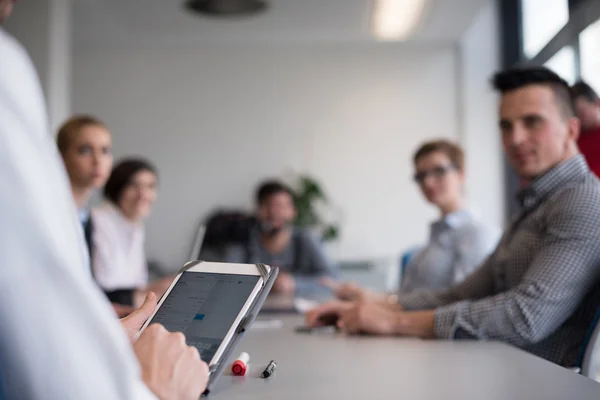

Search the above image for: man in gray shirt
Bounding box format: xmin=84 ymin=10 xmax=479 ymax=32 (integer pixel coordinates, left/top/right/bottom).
xmin=224 ymin=181 xmax=337 ymax=296
xmin=307 ymin=67 xmax=600 ymax=367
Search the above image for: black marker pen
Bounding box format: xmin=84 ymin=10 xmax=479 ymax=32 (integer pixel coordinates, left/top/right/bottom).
xmin=261 ymin=360 xmax=277 ymax=378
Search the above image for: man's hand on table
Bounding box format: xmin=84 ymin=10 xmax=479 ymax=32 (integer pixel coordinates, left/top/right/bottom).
xmin=320 ymin=278 xmax=370 ymax=301
xmin=320 ymin=278 xmax=404 ymax=310
xmin=305 ymin=298 xmax=435 ymax=338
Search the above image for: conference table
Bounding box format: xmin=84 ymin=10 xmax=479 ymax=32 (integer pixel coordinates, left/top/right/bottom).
xmin=211 ymin=314 xmax=600 ymax=400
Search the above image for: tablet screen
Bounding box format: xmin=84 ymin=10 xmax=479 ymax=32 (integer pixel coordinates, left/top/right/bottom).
xmin=148 ymin=271 xmax=260 ymax=364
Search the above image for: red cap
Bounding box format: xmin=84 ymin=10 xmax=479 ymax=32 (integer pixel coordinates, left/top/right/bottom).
xmin=231 ymin=360 xmax=247 ymax=376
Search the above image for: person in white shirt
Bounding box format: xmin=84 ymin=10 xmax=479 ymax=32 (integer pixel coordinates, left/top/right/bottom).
xmin=93 ymin=158 xmax=174 ymax=309
xmin=0 ymin=3 xmax=209 ymax=398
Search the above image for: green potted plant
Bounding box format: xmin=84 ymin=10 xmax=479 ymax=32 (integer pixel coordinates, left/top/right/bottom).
xmin=292 ymin=175 xmax=340 ymax=242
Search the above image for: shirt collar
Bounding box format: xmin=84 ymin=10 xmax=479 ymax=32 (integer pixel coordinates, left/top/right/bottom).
xmin=444 ymin=209 xmax=472 ymax=228
xmin=431 ymin=209 xmax=471 ymax=231
xmin=79 ymin=208 xmax=90 ymax=225
xmin=516 ymin=154 xmax=589 ymax=209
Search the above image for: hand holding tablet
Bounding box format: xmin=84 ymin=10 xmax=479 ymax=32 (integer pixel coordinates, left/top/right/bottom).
xmin=137 ymin=261 xmax=278 ymax=393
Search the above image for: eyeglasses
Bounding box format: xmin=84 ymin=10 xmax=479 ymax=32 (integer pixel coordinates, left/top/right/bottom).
xmin=413 ymin=164 xmax=456 ymax=184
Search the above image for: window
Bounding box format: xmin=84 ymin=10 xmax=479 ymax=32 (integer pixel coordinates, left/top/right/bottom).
xmin=522 ymin=0 xmax=569 ymax=58
xmin=544 ymin=46 xmax=576 ymax=84
xmin=580 ymin=18 xmax=600 ymax=94
xmin=503 ymin=0 xmax=600 ymax=216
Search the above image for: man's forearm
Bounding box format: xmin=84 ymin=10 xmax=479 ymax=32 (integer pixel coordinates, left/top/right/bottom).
xmin=375 ymin=293 xmax=405 ymax=311
xmin=392 ymin=310 xmax=436 ymax=338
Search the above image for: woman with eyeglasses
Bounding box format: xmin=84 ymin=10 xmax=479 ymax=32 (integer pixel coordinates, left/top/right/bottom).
xmin=325 ymin=139 xmax=500 ymax=300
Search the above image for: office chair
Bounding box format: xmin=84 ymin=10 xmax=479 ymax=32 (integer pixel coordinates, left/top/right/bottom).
xmin=399 ymin=246 xmax=421 ymax=280
xmin=190 ymin=210 xmax=254 ymax=262
xmin=188 ymin=222 xmax=206 ymax=262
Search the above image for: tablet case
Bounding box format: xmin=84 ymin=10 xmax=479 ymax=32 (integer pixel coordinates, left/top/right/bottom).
xmin=176 ymin=261 xmax=279 ymax=396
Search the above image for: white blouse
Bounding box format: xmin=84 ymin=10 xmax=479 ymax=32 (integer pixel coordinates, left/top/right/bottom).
xmin=92 ymin=202 xmax=149 ymax=291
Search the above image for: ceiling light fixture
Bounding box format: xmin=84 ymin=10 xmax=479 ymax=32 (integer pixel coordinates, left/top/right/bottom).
xmin=371 ymin=0 xmax=427 ymax=41
xmin=185 ymin=0 xmax=268 ymax=18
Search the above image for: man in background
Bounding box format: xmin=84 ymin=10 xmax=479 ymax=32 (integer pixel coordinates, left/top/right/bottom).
xmin=0 ymin=0 xmax=15 ymax=21
xmin=225 ymin=180 xmax=337 ymax=295
xmin=572 ymin=81 xmax=600 ymax=177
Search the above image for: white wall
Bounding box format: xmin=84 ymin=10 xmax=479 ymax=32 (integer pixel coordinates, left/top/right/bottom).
xmin=73 ymin=43 xmax=460 ymax=270
xmin=459 ymin=1 xmax=505 ymax=230
xmin=4 ymin=0 xmax=72 ymax=132
xmin=7 ymin=0 xmax=503 ymax=273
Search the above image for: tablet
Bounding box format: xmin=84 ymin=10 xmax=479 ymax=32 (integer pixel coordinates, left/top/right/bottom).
xmin=138 ymin=262 xmax=268 ymax=367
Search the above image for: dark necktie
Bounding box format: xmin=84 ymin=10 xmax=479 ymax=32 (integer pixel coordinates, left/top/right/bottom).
xmin=82 ymin=214 xmax=94 ymax=272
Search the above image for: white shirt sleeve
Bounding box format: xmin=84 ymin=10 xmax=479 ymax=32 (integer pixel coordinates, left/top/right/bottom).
xmin=0 ymin=28 xmax=156 ymax=400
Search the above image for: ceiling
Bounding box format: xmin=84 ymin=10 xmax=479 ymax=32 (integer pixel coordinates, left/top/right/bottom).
xmin=73 ymin=0 xmax=491 ymax=48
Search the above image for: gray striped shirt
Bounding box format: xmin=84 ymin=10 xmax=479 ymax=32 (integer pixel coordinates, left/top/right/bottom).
xmin=399 ymin=155 xmax=600 ymax=366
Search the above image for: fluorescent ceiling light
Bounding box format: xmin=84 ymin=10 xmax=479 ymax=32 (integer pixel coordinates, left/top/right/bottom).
xmin=371 ymin=0 xmax=427 ymax=41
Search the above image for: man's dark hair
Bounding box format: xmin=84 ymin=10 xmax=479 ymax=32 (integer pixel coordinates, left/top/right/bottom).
xmin=571 ymin=81 xmax=600 ymax=104
xmin=104 ymin=158 xmax=158 ymax=204
xmin=491 ymin=66 xmax=575 ymax=118
xmin=256 ymin=180 xmax=295 ymax=205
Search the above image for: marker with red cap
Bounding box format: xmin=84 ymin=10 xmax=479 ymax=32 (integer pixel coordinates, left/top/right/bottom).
xmin=231 ymin=352 xmax=250 ymax=376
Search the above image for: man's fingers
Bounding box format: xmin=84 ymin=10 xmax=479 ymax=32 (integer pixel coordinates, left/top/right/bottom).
xmin=305 ymin=308 xmax=325 ymax=327
xmin=136 ymin=292 xmax=158 ymax=317
xmin=338 ymin=307 xmax=358 ymax=334
xmin=122 ymin=292 xmax=158 ymax=328
xmin=113 ymin=303 xmax=135 ymax=318
xmin=320 ymin=277 xmax=340 ymax=291
xmin=305 ymin=301 xmax=340 ymax=327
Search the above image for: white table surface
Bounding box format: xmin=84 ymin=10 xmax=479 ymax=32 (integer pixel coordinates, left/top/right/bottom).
xmin=210 ymin=315 xmax=600 ymax=400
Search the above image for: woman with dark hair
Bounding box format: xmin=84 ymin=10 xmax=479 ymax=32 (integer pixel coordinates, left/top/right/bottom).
xmin=92 ymin=158 xmax=172 ymax=308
